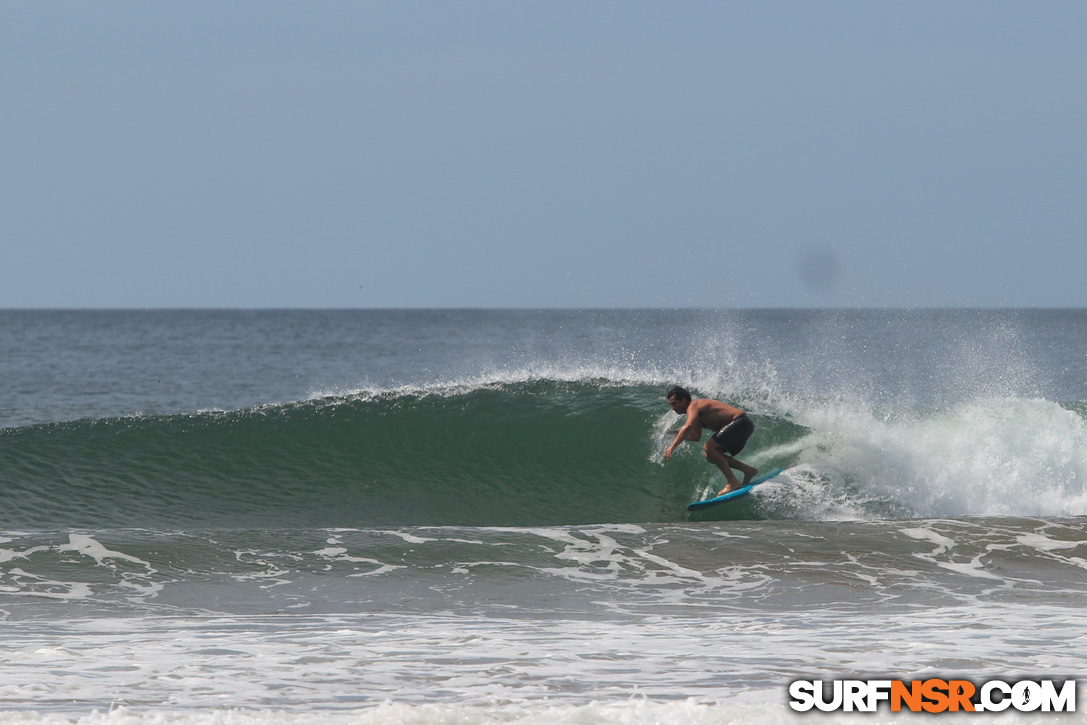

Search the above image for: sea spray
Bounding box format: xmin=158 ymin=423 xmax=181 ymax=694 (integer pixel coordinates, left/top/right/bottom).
xmin=778 ymin=396 xmax=1087 ymax=519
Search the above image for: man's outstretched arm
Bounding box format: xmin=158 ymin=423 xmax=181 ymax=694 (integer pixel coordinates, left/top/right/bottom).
xmin=664 ymin=405 xmax=702 ymax=460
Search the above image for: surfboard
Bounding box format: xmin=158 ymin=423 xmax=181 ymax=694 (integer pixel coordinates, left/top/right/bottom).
xmin=686 ymin=467 xmax=786 ymax=511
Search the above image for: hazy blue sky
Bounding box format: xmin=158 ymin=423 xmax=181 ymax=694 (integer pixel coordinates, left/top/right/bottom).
xmin=3 ymin=2 xmax=1085 ymax=308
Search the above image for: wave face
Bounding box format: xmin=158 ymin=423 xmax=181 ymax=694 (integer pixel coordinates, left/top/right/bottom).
xmin=3 ymin=377 xmax=1087 ymax=529
xmin=0 ymin=380 xmax=683 ymax=529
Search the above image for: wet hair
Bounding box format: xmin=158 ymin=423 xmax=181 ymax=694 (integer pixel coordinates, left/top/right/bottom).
xmin=666 ymin=385 xmax=691 ymax=402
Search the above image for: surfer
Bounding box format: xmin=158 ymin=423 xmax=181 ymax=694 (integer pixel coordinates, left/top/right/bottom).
xmin=664 ymin=386 xmax=758 ymax=495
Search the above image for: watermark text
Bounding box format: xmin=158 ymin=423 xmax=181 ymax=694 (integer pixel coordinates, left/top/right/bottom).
xmin=789 ymin=679 xmax=1076 ymax=713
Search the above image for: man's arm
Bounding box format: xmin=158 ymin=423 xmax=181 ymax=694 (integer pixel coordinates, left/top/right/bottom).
xmin=664 ymin=403 xmax=702 ymax=461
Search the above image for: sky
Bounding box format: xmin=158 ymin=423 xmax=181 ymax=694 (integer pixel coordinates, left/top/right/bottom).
xmin=2 ymin=1 xmax=1085 ymax=309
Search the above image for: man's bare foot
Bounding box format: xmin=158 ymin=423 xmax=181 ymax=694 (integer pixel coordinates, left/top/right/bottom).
xmin=717 ymin=468 xmax=759 ymax=496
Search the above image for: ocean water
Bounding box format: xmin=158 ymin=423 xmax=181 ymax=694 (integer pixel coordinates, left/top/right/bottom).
xmin=2 ymin=308 xmax=1086 ymax=724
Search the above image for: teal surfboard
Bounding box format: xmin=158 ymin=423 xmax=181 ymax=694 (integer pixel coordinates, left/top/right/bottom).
xmin=686 ymin=468 xmax=786 ymax=511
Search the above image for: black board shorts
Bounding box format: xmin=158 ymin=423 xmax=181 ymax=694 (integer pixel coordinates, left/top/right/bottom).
xmin=710 ymin=414 xmax=754 ymax=456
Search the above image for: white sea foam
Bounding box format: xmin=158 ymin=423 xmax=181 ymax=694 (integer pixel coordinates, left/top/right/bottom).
xmin=1 ymin=606 xmax=1084 ymax=724
xmin=60 ymin=534 xmax=153 ymax=568
xmin=778 ymin=397 xmax=1087 ymax=519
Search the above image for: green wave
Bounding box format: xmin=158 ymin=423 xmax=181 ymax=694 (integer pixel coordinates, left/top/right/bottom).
xmin=0 ymin=380 xmax=804 ymax=529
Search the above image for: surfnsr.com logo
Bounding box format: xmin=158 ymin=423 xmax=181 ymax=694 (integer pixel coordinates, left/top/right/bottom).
xmin=789 ymin=679 xmax=1076 ymax=713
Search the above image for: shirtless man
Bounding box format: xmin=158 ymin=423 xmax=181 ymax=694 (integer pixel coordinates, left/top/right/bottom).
xmin=663 ymin=385 xmax=758 ymax=495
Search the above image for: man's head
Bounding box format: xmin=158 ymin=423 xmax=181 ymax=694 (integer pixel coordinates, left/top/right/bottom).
xmin=667 ymin=385 xmax=692 ymax=413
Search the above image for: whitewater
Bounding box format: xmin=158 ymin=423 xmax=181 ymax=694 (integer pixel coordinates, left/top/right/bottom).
xmin=1 ymin=309 xmax=1086 ymax=723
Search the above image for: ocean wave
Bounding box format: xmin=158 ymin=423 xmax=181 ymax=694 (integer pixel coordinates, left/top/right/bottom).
xmin=1 ymin=378 xmax=1086 ymax=529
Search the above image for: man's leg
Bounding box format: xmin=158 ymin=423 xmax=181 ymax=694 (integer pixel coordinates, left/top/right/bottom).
xmin=705 ymin=439 xmax=758 ymax=495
